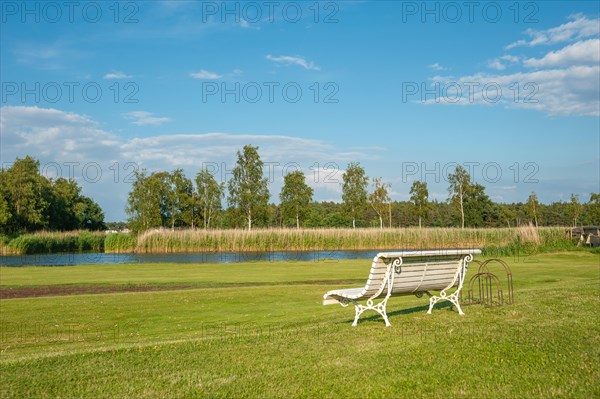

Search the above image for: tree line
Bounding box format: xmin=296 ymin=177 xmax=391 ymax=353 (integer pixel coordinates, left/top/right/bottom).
xmin=125 ymin=145 xmax=600 ymax=232
xmin=1 ymin=151 xmax=598 ymax=234
xmin=0 ymin=156 xmax=105 ymax=233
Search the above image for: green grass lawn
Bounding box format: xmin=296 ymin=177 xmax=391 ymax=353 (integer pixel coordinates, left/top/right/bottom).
xmin=1 ymin=252 xmax=599 ymax=398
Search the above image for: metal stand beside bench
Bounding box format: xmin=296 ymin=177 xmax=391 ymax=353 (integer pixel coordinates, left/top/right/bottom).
xmin=323 ymin=249 xmax=481 ymax=326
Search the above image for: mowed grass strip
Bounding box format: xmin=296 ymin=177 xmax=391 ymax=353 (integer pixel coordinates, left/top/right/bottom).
xmin=0 ymin=259 xmax=367 ymax=289
xmin=0 ymin=252 xmax=598 ymax=398
xmin=2 ymin=252 xmax=593 ymax=289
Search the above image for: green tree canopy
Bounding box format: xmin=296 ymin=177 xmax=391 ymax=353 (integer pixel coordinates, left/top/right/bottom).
xmin=342 ymin=162 xmax=368 ymax=229
xmin=448 ymin=165 xmax=470 ymax=229
xmin=368 ymin=177 xmax=391 ymax=229
xmin=1 ymin=156 xmax=50 ymax=232
xmin=166 ymin=169 xmax=194 ymax=229
xmin=126 ymin=169 xmax=168 ymax=232
xmin=0 ymin=156 xmax=105 ymax=233
xmin=227 ymin=145 xmax=270 ymax=230
xmin=280 ymin=170 xmax=314 ymax=229
xmin=196 ymin=169 xmax=225 ymax=229
xmin=409 ymin=180 xmax=429 ymax=228
xmin=463 ymin=183 xmax=496 ymax=227
xmin=48 ymin=178 xmax=81 ymax=230
xmin=75 ymin=196 xmax=106 ymax=230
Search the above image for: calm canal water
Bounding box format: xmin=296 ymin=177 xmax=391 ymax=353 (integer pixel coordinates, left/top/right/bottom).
xmin=0 ymin=250 xmax=383 ymax=267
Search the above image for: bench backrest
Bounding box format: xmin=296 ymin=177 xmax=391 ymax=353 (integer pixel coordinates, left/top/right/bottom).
xmin=362 ymin=250 xmax=479 ymax=298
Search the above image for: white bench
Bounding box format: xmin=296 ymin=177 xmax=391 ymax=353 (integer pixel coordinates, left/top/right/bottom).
xmin=323 ymin=249 xmax=481 ymax=326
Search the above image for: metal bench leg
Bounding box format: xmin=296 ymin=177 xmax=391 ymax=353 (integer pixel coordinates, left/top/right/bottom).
xmin=374 ymin=300 xmax=391 ymax=327
xmin=352 ymin=298 xmax=392 ymax=327
xmin=353 ymin=261 xmax=396 ymax=327
xmin=427 ymin=292 xmax=464 ymax=315
xmin=448 ymin=293 xmax=465 ymax=315
xmin=352 ymin=303 xmax=365 ymax=327
xmin=427 ymin=296 xmax=438 ymax=314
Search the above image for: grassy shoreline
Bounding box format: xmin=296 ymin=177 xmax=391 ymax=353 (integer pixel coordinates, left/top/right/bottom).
xmin=2 ymin=226 xmax=575 ymax=256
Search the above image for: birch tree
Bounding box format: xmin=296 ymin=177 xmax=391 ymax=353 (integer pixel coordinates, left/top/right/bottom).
xmin=227 ymin=145 xmax=270 ymax=230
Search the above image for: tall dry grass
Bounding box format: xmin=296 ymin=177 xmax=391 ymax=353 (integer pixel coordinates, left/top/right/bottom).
xmin=112 ymin=225 xmax=569 ymax=255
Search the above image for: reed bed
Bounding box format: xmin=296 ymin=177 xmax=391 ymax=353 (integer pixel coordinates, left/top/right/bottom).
xmin=2 ymin=231 xmax=105 ymax=255
xmin=103 ymin=233 xmax=136 ymax=254
xmin=109 ymin=226 xmax=570 ymax=255
xmin=1 ymin=226 xmax=572 ymax=256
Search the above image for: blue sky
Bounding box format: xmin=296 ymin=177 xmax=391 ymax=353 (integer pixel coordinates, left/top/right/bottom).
xmin=1 ymin=1 xmax=599 ymax=221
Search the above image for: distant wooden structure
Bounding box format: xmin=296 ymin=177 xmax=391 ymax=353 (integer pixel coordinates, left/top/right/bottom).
xmin=568 ymin=226 xmax=600 ymax=247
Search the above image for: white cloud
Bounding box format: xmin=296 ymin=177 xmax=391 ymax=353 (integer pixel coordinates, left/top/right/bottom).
xmin=16 ymin=47 xmax=60 ymax=62
xmin=190 ymin=69 xmax=223 ymax=79
xmin=239 ymin=19 xmax=261 ymax=30
xmin=523 ymin=39 xmax=600 ymax=68
xmin=488 ymin=59 xmax=506 ymax=71
xmin=1 ymin=106 xmax=381 ymax=219
xmin=103 ymin=71 xmax=132 ymax=79
xmin=488 ymin=55 xmax=520 ymax=70
xmin=123 ymin=111 xmax=171 ymax=126
xmin=428 ymin=63 xmax=446 ymax=71
xmin=424 ymin=15 xmax=600 ymax=117
xmin=2 ymin=106 xmax=376 ymax=168
xmin=505 ymin=40 xmax=527 ymax=50
xmin=425 ymin=65 xmax=599 ymax=116
xmin=305 ymin=167 xmax=344 ymax=195
xmin=0 ymin=106 xmax=121 ymax=162
xmin=506 ymin=14 xmax=600 ymax=49
xmin=266 ymin=55 xmax=321 ymax=71
xmin=13 ymin=43 xmax=64 ymax=70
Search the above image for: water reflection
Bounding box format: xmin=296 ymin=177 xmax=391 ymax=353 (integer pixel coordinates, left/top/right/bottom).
xmin=0 ymin=250 xmax=383 ymax=267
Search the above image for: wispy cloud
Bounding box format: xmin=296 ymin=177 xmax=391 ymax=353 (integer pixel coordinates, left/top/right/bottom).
xmin=506 ymin=14 xmax=599 ymax=49
xmin=190 ymin=69 xmax=223 ymax=79
xmin=266 ymin=55 xmax=321 ymax=71
xmin=239 ymin=19 xmax=260 ymax=30
xmin=523 ymin=38 xmax=600 ymax=68
xmin=487 ymin=55 xmax=520 ymax=71
xmin=103 ymin=71 xmax=132 ymax=79
xmin=123 ymin=111 xmax=171 ymax=126
xmin=13 ymin=44 xmax=63 ymax=70
xmin=428 ymin=63 xmax=447 ymax=71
